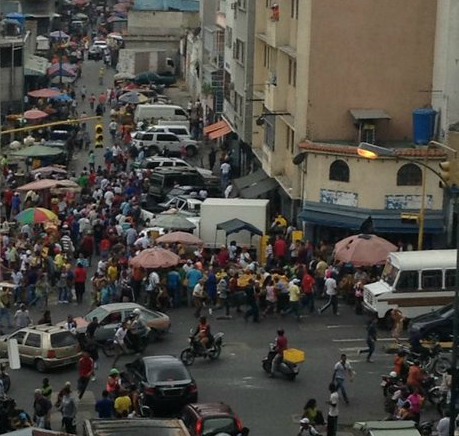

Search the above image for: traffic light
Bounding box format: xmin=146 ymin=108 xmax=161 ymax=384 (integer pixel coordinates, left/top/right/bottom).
xmin=401 ymin=213 xmax=419 ymax=224
xmin=95 ymin=123 xmax=104 ymax=148
xmin=439 ymin=159 xmax=459 ymax=189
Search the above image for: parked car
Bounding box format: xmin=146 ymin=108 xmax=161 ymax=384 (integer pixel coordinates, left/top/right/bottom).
xmin=67 ymin=303 xmax=171 ymax=342
xmin=133 ymin=125 xmax=192 ymax=141
xmin=132 ymin=132 xmax=199 ymax=157
xmin=157 ymin=196 xmax=202 ymax=216
xmin=0 ymin=325 xmax=81 ymax=372
xmin=352 ymin=420 xmax=422 ymax=436
xmin=181 ymin=403 xmax=244 ymax=436
xmin=133 ymin=157 xmax=212 ymax=177
xmin=126 ymin=356 xmax=198 ymax=413
xmin=164 ymin=185 xmax=223 ymax=202
xmin=408 ymin=303 xmax=454 ymax=343
xmin=135 ymin=71 xmax=177 ymax=87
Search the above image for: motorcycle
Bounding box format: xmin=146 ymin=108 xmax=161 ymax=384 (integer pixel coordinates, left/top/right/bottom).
xmin=262 ymin=343 xmax=299 ymax=381
xmin=102 ymin=326 xmax=149 ymax=357
xmin=180 ymin=330 xmax=224 ymax=366
xmin=402 ymin=343 xmax=451 ymax=376
xmin=0 ymin=362 xmax=10 ymax=394
xmin=380 ymin=372 xmax=404 ymax=398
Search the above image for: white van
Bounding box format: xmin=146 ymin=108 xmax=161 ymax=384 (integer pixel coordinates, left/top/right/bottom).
xmin=134 ymin=104 xmax=188 ymax=123
xmin=364 ymin=249 xmax=456 ymax=324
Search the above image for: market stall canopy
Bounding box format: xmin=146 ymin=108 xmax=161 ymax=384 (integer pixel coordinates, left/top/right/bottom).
xmin=156 ymin=231 xmax=203 ymax=246
xmin=17 ymin=178 xmax=79 ymax=191
xmin=49 ymin=30 xmax=70 ymax=40
xmin=129 ymin=247 xmax=180 ymax=269
xmin=216 ymin=218 xmax=263 ymax=237
xmin=28 ymin=88 xmax=61 ymax=98
xmin=25 ymin=55 xmax=50 ymax=76
xmin=30 ymin=166 xmax=68 ymax=176
xmin=334 ymin=233 xmax=397 ymax=267
xmin=11 ymin=145 xmax=64 ymax=158
xmin=152 ymin=213 xmax=196 ymax=231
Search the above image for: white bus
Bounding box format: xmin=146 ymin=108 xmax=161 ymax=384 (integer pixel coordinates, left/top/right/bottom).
xmin=363 ymin=249 xmax=456 ymax=325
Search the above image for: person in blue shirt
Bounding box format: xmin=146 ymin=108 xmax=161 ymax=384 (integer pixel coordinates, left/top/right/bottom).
xmin=186 ymin=264 xmax=203 ymax=307
xmin=95 ymin=390 xmax=114 ymax=418
xmin=167 ymin=268 xmax=182 ymax=308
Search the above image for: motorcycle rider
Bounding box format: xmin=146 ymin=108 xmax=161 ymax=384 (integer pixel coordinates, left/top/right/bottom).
xmin=194 ymin=316 xmax=212 ymax=353
xmin=298 ymin=417 xmax=320 ymax=436
xmin=270 ymin=328 xmax=288 ymax=377
xmin=126 ymin=308 xmax=145 ymax=353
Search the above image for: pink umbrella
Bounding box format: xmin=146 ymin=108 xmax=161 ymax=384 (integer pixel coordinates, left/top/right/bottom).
xmin=28 ymin=88 xmax=62 ymax=99
xmin=130 ymin=247 xmax=180 ymax=269
xmin=156 ymin=231 xmax=203 ymax=246
xmin=334 ymin=234 xmax=397 ymax=267
xmin=23 ymin=109 xmax=48 ymax=120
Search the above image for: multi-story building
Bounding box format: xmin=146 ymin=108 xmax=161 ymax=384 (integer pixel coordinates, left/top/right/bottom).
xmin=250 ymin=0 xmax=440 ymax=240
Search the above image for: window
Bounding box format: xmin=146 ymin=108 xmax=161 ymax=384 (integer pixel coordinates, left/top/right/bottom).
xmin=264 ymin=114 xmax=276 ymax=151
xmin=264 ymin=45 xmax=274 ymax=69
xmin=174 ymin=109 xmax=187 ymax=117
xmin=396 ymin=270 xmax=419 ymax=292
xmin=397 ymin=163 xmax=422 ymax=186
xmin=225 ymin=27 xmax=233 ymax=48
xmin=234 ymin=92 xmax=243 ymax=116
xmin=329 ymin=160 xmax=350 ymax=182
xmin=11 ymin=331 xmax=27 ymax=345
xmin=24 ymin=333 xmax=42 ymax=348
xmin=421 ymin=270 xmax=443 ymax=290
xmin=288 ymin=59 xmax=296 ymax=87
xmin=237 ymin=0 xmax=247 ymax=9
xmin=101 ymin=312 xmax=122 ymax=325
xmin=291 ymin=0 xmax=299 ymax=19
xmin=286 ymin=126 xmax=295 ymax=153
xmin=234 ymin=39 xmax=245 ymax=65
xmin=51 ymin=332 xmax=78 ymax=348
xmin=446 ymin=269 xmax=456 ymax=290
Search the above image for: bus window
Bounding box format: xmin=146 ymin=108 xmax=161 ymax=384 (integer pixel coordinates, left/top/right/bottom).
xmin=396 ymin=270 xmax=419 ymax=292
xmin=382 ymin=263 xmax=398 ymax=287
xmin=421 ymin=270 xmax=442 ymax=290
xmin=446 ymin=269 xmax=456 ymax=289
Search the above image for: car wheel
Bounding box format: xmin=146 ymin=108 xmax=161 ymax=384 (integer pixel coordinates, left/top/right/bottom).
xmin=102 ymin=341 xmax=116 ymax=357
xmin=186 ymin=145 xmax=197 ymax=157
xmin=180 ymin=349 xmax=195 ymax=366
xmin=434 ymin=357 xmax=451 ymax=376
xmin=35 ymin=359 xmax=47 ymax=373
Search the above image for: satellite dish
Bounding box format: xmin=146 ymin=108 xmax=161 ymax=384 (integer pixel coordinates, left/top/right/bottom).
xmin=292 ymin=152 xmax=306 ymax=165
xmin=256 ymin=116 xmax=265 ymax=126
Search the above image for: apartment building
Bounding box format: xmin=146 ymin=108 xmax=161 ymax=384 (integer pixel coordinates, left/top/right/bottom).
xmin=251 ymin=0 xmax=439 ymax=236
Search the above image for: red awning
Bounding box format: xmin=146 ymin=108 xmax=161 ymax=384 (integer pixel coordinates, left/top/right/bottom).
xmin=209 ymin=124 xmax=232 ymax=140
xmin=203 ymin=120 xmax=227 ymax=135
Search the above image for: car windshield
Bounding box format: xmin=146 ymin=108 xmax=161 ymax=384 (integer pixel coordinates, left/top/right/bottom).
xmin=146 ymin=361 xmax=189 ymax=383
xmin=381 ymin=262 xmax=398 ymax=287
xmin=51 ymin=331 xmax=78 ymax=348
xmin=202 ymin=418 xmax=237 ymax=436
xmin=85 ymin=306 xmax=109 ymax=322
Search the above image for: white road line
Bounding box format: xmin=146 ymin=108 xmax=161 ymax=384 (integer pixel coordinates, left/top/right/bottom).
xmin=327 ymin=325 xmax=362 ymax=329
xmin=332 ymin=337 xmax=407 ymax=343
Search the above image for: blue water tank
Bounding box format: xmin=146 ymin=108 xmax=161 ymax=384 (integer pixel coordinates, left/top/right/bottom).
xmin=413 ymin=108 xmax=437 ymax=145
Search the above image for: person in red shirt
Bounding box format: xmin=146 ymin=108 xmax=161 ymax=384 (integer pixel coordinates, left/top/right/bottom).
xmin=270 ymin=328 xmax=288 ymax=376
xmin=100 ymin=236 xmax=111 ymax=258
xmin=80 ymin=232 xmax=95 ymax=266
xmin=74 ymin=261 xmax=88 ymax=305
xmin=217 ymin=245 xmax=230 ymax=268
xmin=273 ymin=235 xmax=287 ymax=265
xmin=77 ymin=351 xmax=94 ymax=399
xmin=301 ymin=270 xmax=316 ymax=313
xmin=3 ymin=188 xmax=13 ymax=220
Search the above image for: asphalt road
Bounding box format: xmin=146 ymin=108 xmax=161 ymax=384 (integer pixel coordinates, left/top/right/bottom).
xmin=3 ymin=61 xmax=440 ymax=435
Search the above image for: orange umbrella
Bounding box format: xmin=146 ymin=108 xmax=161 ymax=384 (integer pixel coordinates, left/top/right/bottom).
xmin=129 ymin=247 xmax=180 ymax=269
xmin=28 ymin=88 xmax=62 ymax=98
xmin=334 ymin=234 xmax=397 ymax=266
xmin=156 ymin=231 xmax=203 ymax=246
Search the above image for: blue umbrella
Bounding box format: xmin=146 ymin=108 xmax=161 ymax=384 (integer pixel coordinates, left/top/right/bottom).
xmin=52 ymin=94 xmax=73 ymax=102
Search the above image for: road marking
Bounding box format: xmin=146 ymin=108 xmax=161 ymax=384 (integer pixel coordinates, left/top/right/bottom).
xmin=333 ymin=337 xmax=406 ymax=343
xmin=327 ymin=325 xmax=363 ymax=329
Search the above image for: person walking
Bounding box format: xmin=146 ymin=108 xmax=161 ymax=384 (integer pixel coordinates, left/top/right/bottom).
xmin=112 ymin=321 xmax=128 ymax=367
xmin=33 ymin=389 xmax=52 ymax=429
xmin=332 ymin=354 xmax=354 ymax=405
xmin=301 ymin=270 xmax=316 ymax=314
xmin=59 ymin=385 xmax=77 ymax=434
xmin=326 ymin=383 xmax=339 ymax=436
xmin=14 ymin=303 xmax=32 ymax=328
xmin=74 ymin=261 xmax=87 ymax=304
xmin=282 ymin=279 xmax=302 ymax=320
xmin=391 ymin=308 xmax=404 ymax=344
xmin=77 ymin=351 xmax=94 ymax=400
xmin=318 ymin=272 xmax=338 ymax=315
xmin=95 ymin=390 xmax=115 ymax=418
xmin=359 ymin=317 xmax=377 ymax=363
xmin=244 ymin=279 xmax=260 ymax=323
xmin=192 ymin=279 xmax=206 ymax=318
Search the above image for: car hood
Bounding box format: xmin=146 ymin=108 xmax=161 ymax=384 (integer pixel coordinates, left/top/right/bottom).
xmin=364 ymin=280 xmax=390 ymax=297
xmin=409 ymin=311 xmax=445 ymax=328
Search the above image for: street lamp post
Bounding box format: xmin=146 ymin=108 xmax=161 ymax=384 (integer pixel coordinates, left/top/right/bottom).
xmin=358 ymin=142 xmax=459 ymax=436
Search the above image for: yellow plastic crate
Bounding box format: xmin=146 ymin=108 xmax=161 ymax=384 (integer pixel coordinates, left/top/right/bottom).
xmin=283 ymin=348 xmax=305 ymax=364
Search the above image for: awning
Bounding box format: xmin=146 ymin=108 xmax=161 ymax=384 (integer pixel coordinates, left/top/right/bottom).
xmin=233 ymin=169 xmax=267 ymax=192
xmin=216 ymin=218 xmax=263 ymax=237
xmin=204 ymin=119 xmax=233 ymax=140
xmin=240 ymin=177 xmax=278 ymax=199
xmin=298 ymin=201 xmax=444 ymax=234
xmin=350 ymin=109 xmax=391 ymax=121
xmin=25 ymin=55 xmax=49 ymax=76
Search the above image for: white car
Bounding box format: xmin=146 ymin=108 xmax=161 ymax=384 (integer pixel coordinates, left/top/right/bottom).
xmin=134 ymin=157 xmax=212 ymax=177
xmin=132 ymin=132 xmax=199 ymax=157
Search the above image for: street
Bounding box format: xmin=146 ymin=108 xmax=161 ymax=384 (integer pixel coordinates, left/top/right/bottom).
xmin=3 ymin=60 xmax=439 ymax=436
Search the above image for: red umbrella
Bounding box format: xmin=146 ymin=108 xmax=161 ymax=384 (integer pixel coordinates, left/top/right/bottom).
xmin=23 ymin=110 xmax=49 ymax=120
xmin=129 ymin=247 xmax=180 ymax=269
xmin=334 ymin=234 xmax=397 ymax=267
xmin=156 ymin=231 xmax=203 ymax=246
xmin=113 ymin=3 xmax=129 ymax=11
xmin=28 ymin=88 xmax=62 ymax=99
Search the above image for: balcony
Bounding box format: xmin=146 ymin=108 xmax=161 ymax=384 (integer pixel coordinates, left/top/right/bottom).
xmin=256 ymin=11 xmax=289 ymax=48
xmin=264 ymin=82 xmax=286 ymax=113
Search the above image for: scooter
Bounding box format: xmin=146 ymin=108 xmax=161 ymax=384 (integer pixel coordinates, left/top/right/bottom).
xmin=180 ymin=329 xmax=224 ymax=366
xmin=262 ymin=343 xmax=299 ymax=381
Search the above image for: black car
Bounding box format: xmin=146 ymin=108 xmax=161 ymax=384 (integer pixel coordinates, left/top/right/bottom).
xmin=408 ymin=304 xmax=454 ymax=343
xmin=126 ymin=356 xmax=198 ymax=414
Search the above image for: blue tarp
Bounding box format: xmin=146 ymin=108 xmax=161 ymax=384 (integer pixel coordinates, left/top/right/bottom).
xmin=133 ymin=0 xmax=199 ymax=12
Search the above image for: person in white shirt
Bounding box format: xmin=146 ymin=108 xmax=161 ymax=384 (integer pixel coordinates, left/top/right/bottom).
xmin=318 ymin=271 xmax=338 ymax=315
xmin=220 ymin=161 xmax=231 ymax=188
xmin=104 ymin=190 xmax=114 ymax=208
xmin=327 ymin=383 xmax=339 ymax=436
xmin=112 ymin=321 xmax=128 ymax=366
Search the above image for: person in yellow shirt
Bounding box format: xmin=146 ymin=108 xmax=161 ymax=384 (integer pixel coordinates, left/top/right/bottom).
xmin=54 ymin=251 xmax=66 ymax=271
xmin=114 ymin=389 xmax=132 ymax=418
xmin=282 ymin=278 xmax=302 ymax=321
xmin=107 ymin=261 xmax=118 ymax=283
